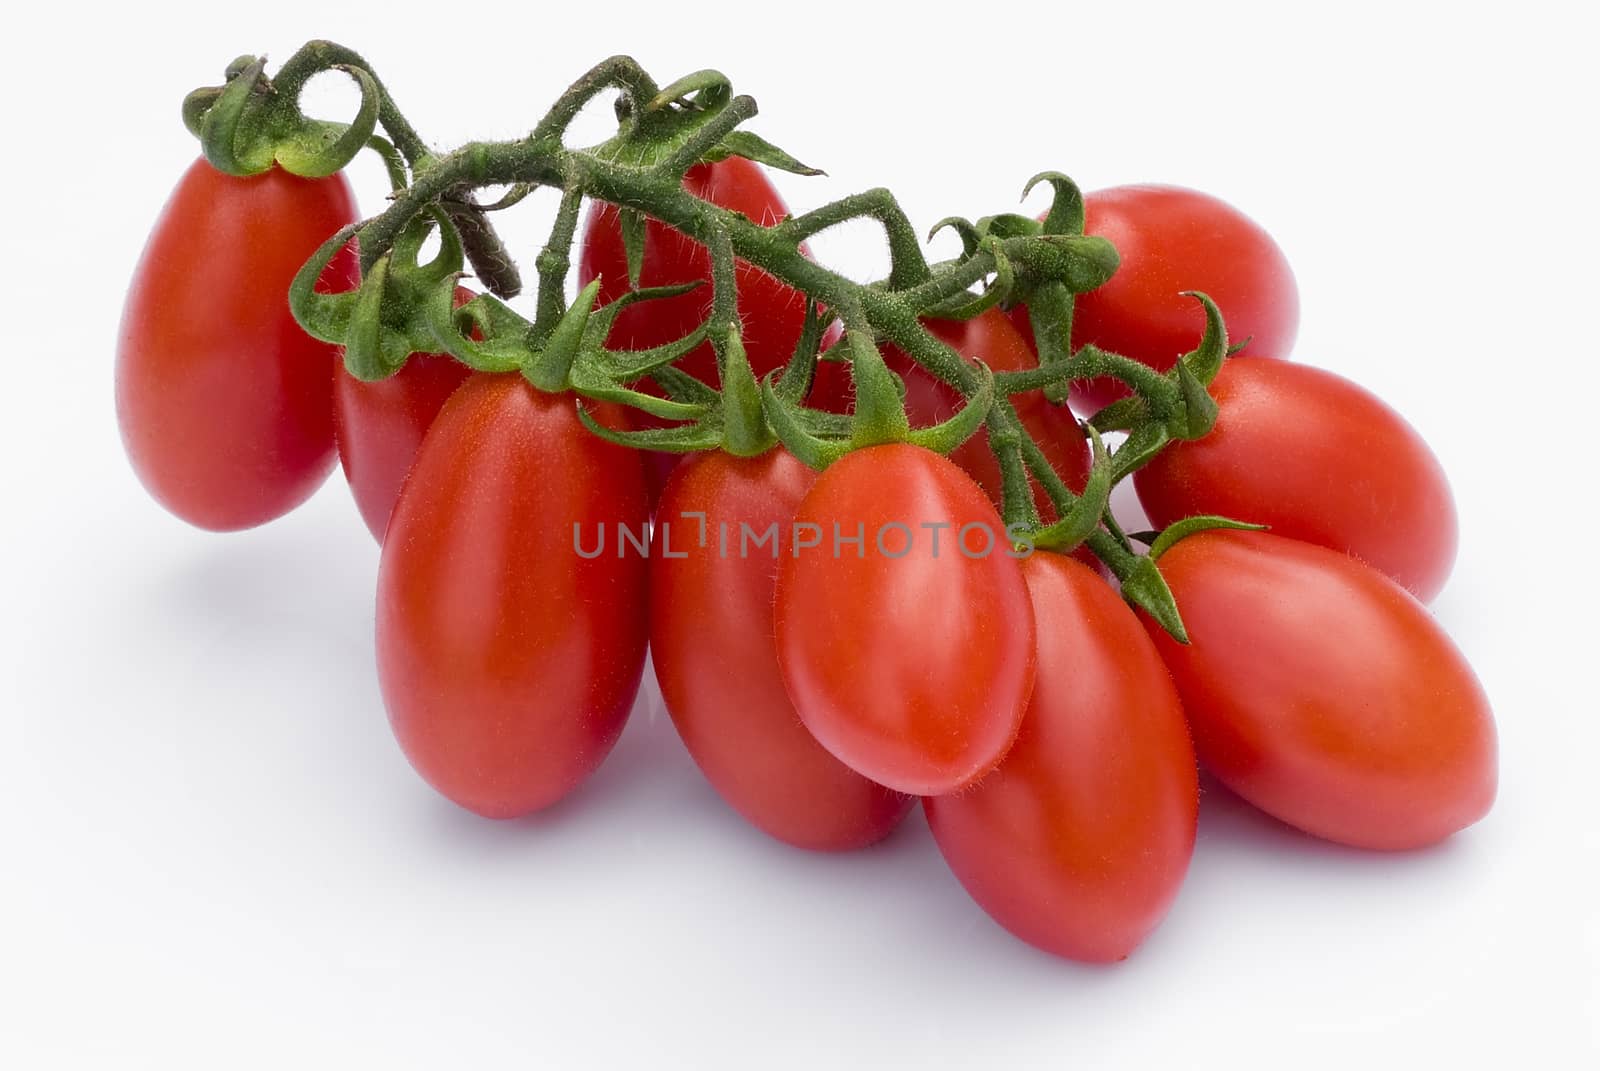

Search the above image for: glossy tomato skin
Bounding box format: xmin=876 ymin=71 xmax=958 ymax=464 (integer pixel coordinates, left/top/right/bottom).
xmin=332 ymin=287 xmax=476 ymax=542
xmin=1052 ymin=184 xmax=1298 ymax=413
xmin=812 ymin=309 xmax=1091 ymax=518
xmin=376 ymin=376 xmax=649 ymax=819
xmin=1134 ymin=359 xmax=1457 ymax=602
xmin=651 ymin=450 xmax=912 ymax=850
xmin=1146 ymin=531 xmax=1496 ymax=851
xmin=117 ymin=158 xmax=358 ymax=530
xmin=926 ymin=553 xmax=1197 ymax=962
xmin=774 ymin=445 xmax=1036 ymax=796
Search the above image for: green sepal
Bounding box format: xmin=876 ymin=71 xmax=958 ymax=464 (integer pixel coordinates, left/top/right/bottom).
xmin=791 ymin=407 xmax=853 ymax=438
xmin=844 ymin=330 xmax=911 ymax=448
xmin=1172 ymin=357 xmax=1219 ymax=440
xmin=1147 ymin=515 xmax=1267 ymax=560
xmin=588 ymin=281 xmax=704 ymax=341
xmin=601 ymin=325 xmax=711 ymax=380
xmin=927 ymin=216 xmax=981 ymax=257
xmin=646 ymin=69 xmax=732 ymax=112
xmin=760 ymin=375 xmax=851 ymax=471
xmin=1021 ymin=171 xmax=1085 ymax=236
xmin=773 ymin=299 xmax=831 ymax=405
xmin=394 ymin=207 xmax=465 ymax=282
xmin=619 ymin=208 xmax=647 ymax=289
xmin=199 ymin=57 xmax=274 ymax=175
xmin=652 ymin=365 xmax=721 ymax=406
xmin=1176 ymin=291 xmax=1229 ymax=385
xmin=342 ymin=253 xmax=395 ymax=379
xmin=703 ymin=130 xmax=823 ymax=177
xmin=1088 ymin=395 xmax=1147 ymax=433
xmin=975 ymin=213 xmax=1041 ymax=240
xmin=525 ymin=278 xmax=601 ymax=391
xmin=272 ymin=64 xmax=380 ymax=177
xmin=182 ymin=87 xmax=224 ymax=138
xmin=1110 ymin=421 xmax=1172 ymax=483
xmin=1120 ymin=557 xmax=1190 ymax=644
xmin=568 ymin=364 xmax=707 ymax=421
xmin=315 ymin=213 xmax=471 ymax=381
xmin=425 ymin=286 xmax=533 ymax=374
xmin=288 ymin=222 xmax=362 ymax=344
xmin=576 ymin=405 xmax=723 ymax=453
xmin=593 ymin=70 xmax=756 ymax=174
xmin=1031 ymin=425 xmax=1112 ymax=552
xmin=291 ymin=209 xmax=472 ymax=380
xmin=904 ymin=362 xmax=995 ymax=456
xmin=719 ymin=328 xmax=777 ymax=457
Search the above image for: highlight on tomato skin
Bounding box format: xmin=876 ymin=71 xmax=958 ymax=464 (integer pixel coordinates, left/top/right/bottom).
xmin=650 ymin=449 xmax=913 ymax=851
xmin=1133 ymin=358 xmax=1459 ymax=602
xmin=926 ymin=552 xmax=1198 ymax=963
xmin=116 ymin=158 xmax=359 ymax=531
xmin=1144 ymin=530 xmax=1497 ymax=852
xmin=773 ymin=444 xmax=1036 ymax=798
xmin=375 ymin=375 xmax=650 ymax=820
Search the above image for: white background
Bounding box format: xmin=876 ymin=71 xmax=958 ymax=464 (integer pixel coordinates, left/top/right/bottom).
xmin=3 ymin=2 xmax=1596 ymax=1067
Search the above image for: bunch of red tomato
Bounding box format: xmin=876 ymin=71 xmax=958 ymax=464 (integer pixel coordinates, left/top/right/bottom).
xmin=117 ymin=153 xmax=1495 ymax=965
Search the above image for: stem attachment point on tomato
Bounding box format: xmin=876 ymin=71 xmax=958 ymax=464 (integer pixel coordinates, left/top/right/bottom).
xmin=197 ymin=57 xmax=271 ymax=175
xmin=846 ymin=329 xmax=912 ymax=448
xmin=718 ymin=327 xmax=776 ymax=457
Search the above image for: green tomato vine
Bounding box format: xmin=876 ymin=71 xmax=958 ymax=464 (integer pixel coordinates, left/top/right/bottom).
xmin=182 ymin=39 xmax=1242 ymax=640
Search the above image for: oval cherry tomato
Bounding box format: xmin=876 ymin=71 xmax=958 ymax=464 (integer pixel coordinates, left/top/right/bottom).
xmin=774 ymin=444 xmax=1035 ymax=796
xmin=811 ymin=309 xmax=1091 ymax=518
xmin=1135 ymin=359 xmax=1457 ymax=601
xmin=1038 ymin=184 xmax=1298 ymax=413
xmin=579 ymin=157 xmax=830 ymax=500
xmin=117 ymin=158 xmax=358 ymax=530
xmin=1145 ymin=531 xmax=1496 ymax=851
xmin=332 ymin=286 xmax=476 ymax=542
xmin=926 ymin=552 xmax=1197 ymax=962
xmin=376 ymin=375 xmax=649 ymax=819
xmin=651 ymin=449 xmax=912 ymax=850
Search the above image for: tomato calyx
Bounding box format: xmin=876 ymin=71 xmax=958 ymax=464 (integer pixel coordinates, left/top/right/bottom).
xmin=183 ymin=54 xmax=380 ymax=180
xmin=290 ymin=211 xmax=474 ymax=382
xmin=762 ymin=323 xmax=996 ymax=471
